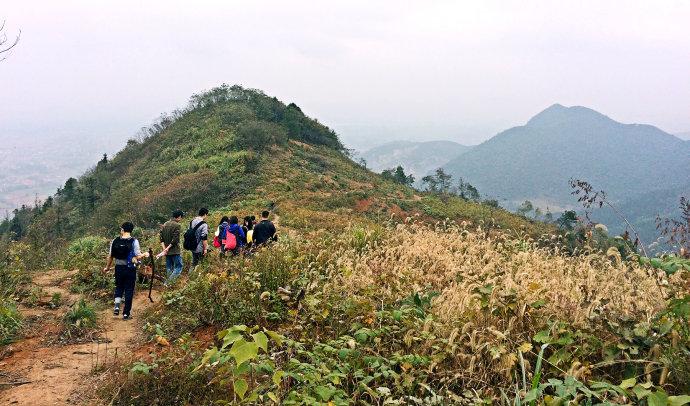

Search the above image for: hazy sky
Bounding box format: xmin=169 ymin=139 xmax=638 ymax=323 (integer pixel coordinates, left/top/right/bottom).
xmin=2 ymin=0 xmax=690 ymax=151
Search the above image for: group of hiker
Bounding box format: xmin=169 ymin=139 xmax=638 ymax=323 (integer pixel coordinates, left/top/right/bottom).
xmin=102 ymin=208 xmax=278 ymax=320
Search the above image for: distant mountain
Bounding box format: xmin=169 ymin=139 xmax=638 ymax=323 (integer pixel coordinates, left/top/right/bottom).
xmin=676 ymin=131 xmax=690 ymax=140
xmin=443 ymin=104 xmax=690 ymax=208
xmin=361 ymin=140 xmax=471 ymax=179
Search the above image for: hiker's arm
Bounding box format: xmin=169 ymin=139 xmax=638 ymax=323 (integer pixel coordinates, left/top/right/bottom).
xmin=133 ymin=239 xmax=149 ymax=259
xmin=201 ymin=225 xmax=209 ymax=254
xmin=103 ymin=256 xmax=113 ymax=273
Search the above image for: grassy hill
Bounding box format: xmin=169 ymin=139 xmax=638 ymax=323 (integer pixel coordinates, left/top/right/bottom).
xmin=1 ymin=86 xmax=689 ymax=403
xmin=0 ymin=85 xmax=544 ymax=252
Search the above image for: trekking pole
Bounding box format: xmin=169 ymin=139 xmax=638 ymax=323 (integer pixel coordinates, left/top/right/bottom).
xmin=148 ymin=248 xmax=155 ymax=303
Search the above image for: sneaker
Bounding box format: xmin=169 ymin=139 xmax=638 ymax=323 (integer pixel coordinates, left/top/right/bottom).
xmin=113 ymin=306 xmax=120 ymax=316
xmin=122 ymin=314 xmax=131 ymax=320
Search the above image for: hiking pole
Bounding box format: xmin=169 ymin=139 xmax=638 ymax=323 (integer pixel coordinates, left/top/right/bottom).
xmin=148 ymin=248 xmax=155 ymax=303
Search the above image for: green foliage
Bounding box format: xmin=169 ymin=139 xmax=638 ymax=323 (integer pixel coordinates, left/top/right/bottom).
xmin=640 ymin=255 xmax=690 ymax=275
xmin=381 ymin=166 xmax=415 ymax=187
xmin=517 ymin=200 xmax=534 ymax=217
xmin=63 ymin=298 xmax=98 ymax=338
xmin=64 ymin=236 xmax=113 ymax=296
xmin=556 ymin=210 xmax=578 ymax=230
xmin=233 ymin=120 xmax=288 ymax=151
xmin=0 ymin=298 xmax=22 ymax=345
xmin=421 ymin=167 xmax=453 ymax=196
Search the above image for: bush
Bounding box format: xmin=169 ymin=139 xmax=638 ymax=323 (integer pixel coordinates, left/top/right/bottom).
xmin=232 ymin=120 xmax=288 ymax=151
xmin=63 ymin=298 xmax=98 ymax=338
xmin=64 ymin=236 xmax=109 ymax=270
xmin=0 ymin=298 xmax=22 ymax=345
xmin=64 ymin=236 xmax=113 ymax=297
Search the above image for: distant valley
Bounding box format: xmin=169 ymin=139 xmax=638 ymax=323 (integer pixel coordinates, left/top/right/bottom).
xmin=359 ymin=140 xmax=471 ymax=180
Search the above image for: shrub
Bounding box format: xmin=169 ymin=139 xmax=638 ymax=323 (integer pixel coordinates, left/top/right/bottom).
xmin=233 ymin=120 xmax=288 ymax=151
xmin=0 ymin=298 xmax=22 ymax=345
xmin=63 ymin=298 xmax=98 ymax=338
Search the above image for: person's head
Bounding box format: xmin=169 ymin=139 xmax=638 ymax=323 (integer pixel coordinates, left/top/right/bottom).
xmin=198 ymin=207 xmax=209 ymax=218
xmin=261 ymin=210 xmax=270 ymax=220
xmin=229 ymin=215 xmax=239 ymax=225
xmin=251 ymin=215 xmax=256 ymax=221
xmin=220 ymin=216 xmax=229 ymax=225
xmin=172 ymin=209 xmax=184 ymax=222
xmin=120 ymin=221 xmax=135 ymax=235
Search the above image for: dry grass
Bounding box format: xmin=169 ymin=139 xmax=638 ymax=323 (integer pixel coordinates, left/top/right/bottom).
xmin=322 ymin=221 xmax=682 ymax=387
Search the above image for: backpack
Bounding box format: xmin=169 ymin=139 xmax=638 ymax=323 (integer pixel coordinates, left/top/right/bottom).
xmin=224 ymin=231 xmax=237 ymax=250
xmin=111 ymin=237 xmax=137 ymax=270
xmin=111 ymin=237 xmax=134 ymax=260
xmin=183 ymin=220 xmax=206 ymax=251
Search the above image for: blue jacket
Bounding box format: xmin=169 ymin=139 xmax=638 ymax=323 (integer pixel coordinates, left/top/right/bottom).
xmin=227 ymin=223 xmax=246 ymax=247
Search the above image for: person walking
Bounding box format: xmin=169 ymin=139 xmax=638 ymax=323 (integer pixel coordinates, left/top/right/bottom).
xmin=216 ymin=216 xmax=230 ymax=256
xmin=160 ymin=209 xmax=184 ymax=284
xmin=252 ymin=210 xmax=277 ymax=246
xmin=227 ymin=215 xmax=247 ymax=255
xmin=188 ymin=208 xmax=209 ymax=267
xmin=103 ymin=222 xmax=149 ymax=320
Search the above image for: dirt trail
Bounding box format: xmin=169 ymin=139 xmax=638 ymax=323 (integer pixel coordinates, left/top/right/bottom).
xmin=0 ymin=269 xmax=158 ymax=405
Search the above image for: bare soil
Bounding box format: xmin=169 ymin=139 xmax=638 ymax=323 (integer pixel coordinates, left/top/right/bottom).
xmin=0 ymin=269 xmax=158 ymax=406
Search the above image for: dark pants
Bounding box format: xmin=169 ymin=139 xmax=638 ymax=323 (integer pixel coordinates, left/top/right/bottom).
xmin=114 ymin=265 xmax=136 ymax=316
xmin=192 ymin=252 xmax=205 ymax=266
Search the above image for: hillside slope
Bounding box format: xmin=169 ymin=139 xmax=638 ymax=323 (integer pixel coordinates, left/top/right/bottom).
xmin=0 ymin=85 xmax=543 ymax=250
xmin=360 ymin=140 xmax=471 ymax=179
xmin=443 ymin=104 xmax=690 ymax=209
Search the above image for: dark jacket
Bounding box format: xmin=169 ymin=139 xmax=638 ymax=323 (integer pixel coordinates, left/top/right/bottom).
xmin=252 ymin=220 xmax=277 ymax=245
xmin=159 ymin=220 xmax=182 ymax=256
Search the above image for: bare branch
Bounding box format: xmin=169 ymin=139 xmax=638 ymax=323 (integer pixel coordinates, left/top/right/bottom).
xmin=0 ymin=20 xmax=21 ymax=62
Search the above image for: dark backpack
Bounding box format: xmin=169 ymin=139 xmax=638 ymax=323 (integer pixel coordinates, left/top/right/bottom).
xmin=111 ymin=237 xmax=134 ymax=260
xmin=183 ymin=221 xmax=206 ymax=251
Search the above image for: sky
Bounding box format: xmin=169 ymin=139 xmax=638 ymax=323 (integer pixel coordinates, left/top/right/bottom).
xmin=1 ymin=0 xmax=690 ymax=152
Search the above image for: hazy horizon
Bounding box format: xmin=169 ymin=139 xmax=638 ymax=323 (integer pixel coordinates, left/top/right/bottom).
xmin=2 ymin=1 xmax=690 ymax=152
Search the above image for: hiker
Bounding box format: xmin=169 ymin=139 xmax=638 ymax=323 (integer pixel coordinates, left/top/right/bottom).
xmin=227 ymin=215 xmax=247 ymax=255
xmin=252 ymin=210 xmax=277 ymax=246
xmin=184 ymin=207 xmax=209 ymax=267
xmin=103 ymin=222 xmax=149 ymax=320
xmin=160 ymin=209 xmax=184 ymax=284
xmin=242 ymin=215 xmax=254 ymax=245
xmin=214 ymin=216 xmax=230 ymax=256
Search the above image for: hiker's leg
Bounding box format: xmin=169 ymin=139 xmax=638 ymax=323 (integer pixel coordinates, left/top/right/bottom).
xmin=172 ymin=255 xmax=183 ymax=279
xmin=114 ymin=266 xmax=125 ymax=303
xmin=165 ymin=255 xmax=174 ymax=279
xmin=122 ymin=270 xmax=136 ymax=316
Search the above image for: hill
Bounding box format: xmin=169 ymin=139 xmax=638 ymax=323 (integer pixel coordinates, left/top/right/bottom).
xmin=359 ymin=140 xmax=471 ymax=179
xmin=0 ymin=85 xmax=542 ymax=251
xmin=444 ymin=104 xmax=690 ymax=208
xmin=2 ymin=87 xmax=689 ymax=403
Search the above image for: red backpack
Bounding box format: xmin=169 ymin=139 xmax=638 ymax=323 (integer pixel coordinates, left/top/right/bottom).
xmin=222 ymin=225 xmax=237 ymax=250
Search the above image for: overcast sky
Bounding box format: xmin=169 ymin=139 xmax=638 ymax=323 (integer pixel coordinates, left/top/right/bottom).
xmin=2 ymin=0 xmax=690 ymax=151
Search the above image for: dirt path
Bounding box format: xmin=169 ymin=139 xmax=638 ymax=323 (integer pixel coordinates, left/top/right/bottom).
xmin=0 ymin=269 xmax=158 ymax=405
